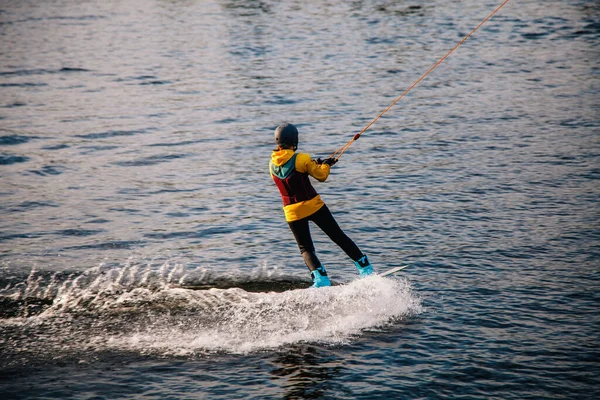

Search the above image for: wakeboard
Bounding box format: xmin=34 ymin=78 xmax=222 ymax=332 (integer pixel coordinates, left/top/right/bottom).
xmin=378 ymin=265 xmax=409 ymax=277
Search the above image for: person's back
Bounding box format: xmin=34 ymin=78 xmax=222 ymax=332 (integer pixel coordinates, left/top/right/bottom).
xmin=270 ymin=147 xmax=327 ymax=221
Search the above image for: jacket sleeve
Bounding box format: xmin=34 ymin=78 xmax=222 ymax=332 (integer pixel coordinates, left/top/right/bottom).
xmin=296 ymin=153 xmax=330 ymax=182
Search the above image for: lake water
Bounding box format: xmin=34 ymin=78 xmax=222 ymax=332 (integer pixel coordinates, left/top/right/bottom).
xmin=1 ymin=0 xmax=599 ymax=398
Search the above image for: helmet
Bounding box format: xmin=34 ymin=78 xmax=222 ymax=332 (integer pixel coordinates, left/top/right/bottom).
xmin=274 ymin=123 xmax=298 ymax=148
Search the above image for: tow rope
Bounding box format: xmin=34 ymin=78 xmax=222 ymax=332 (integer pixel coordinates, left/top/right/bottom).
xmin=330 ymin=0 xmax=512 ymax=161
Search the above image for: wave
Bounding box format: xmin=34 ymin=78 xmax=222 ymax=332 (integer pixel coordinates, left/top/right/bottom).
xmin=0 ymin=262 xmax=421 ymax=359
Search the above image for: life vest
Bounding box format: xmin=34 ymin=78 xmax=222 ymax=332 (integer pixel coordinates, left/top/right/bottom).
xmin=270 ymin=154 xmax=318 ymax=206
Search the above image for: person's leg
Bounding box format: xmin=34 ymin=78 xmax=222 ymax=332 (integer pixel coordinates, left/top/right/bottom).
xmin=288 ymin=218 xmax=320 ymax=271
xmin=310 ymin=205 xmax=363 ymax=260
xmin=288 ymin=217 xmax=331 ymax=287
xmin=311 ymin=205 xmax=374 ymax=276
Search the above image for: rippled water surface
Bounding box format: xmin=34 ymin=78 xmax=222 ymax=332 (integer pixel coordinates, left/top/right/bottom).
xmin=1 ymin=0 xmax=599 ymax=398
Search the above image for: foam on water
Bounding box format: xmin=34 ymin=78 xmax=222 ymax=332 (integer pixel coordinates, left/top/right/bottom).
xmin=0 ymin=262 xmax=421 ymax=359
xmin=107 ymin=277 xmax=420 ymax=355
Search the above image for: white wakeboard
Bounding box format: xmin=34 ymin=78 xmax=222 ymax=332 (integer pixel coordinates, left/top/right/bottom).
xmin=378 ymin=265 xmax=409 ymax=277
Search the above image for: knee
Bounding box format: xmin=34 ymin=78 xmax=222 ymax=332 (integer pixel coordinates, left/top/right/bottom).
xmin=299 ymin=246 xmax=315 ymax=255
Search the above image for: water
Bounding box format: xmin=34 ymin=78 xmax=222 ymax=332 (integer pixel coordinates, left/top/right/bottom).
xmin=1 ymin=0 xmax=599 ymax=398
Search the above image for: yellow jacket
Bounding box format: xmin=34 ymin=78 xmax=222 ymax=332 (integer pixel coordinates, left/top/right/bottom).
xmin=270 ymin=149 xmax=331 ymax=222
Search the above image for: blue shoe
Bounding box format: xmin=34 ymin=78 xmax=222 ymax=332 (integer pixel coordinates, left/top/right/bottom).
xmin=310 ymin=266 xmax=331 ymax=288
xmin=354 ymin=255 xmax=374 ymax=277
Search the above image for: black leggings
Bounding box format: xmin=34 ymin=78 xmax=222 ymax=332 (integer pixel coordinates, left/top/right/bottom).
xmin=287 ymin=205 xmax=363 ymax=271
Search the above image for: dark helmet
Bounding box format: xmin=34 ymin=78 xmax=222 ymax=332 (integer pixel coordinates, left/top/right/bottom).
xmin=274 ymin=123 xmax=298 ymax=148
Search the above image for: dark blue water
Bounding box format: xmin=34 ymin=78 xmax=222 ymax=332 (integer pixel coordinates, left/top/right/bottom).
xmin=1 ymin=0 xmax=599 ymax=398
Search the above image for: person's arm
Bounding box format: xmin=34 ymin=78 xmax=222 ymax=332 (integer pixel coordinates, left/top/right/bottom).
xmin=296 ymin=153 xmax=330 ymax=182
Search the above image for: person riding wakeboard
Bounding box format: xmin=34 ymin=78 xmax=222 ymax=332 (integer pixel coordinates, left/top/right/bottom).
xmin=269 ymin=122 xmax=375 ymax=288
